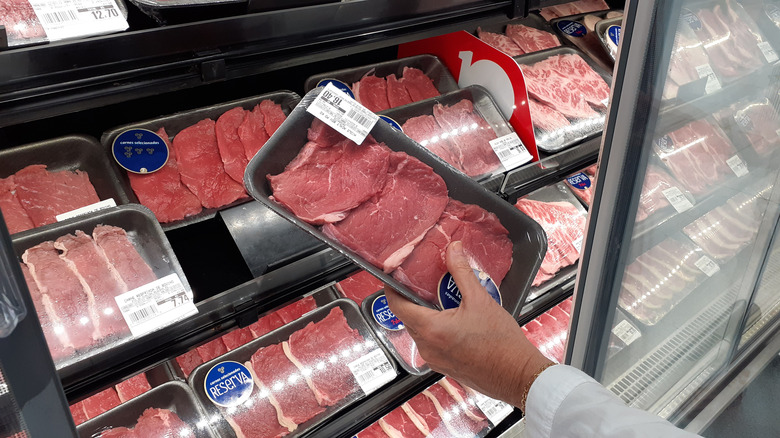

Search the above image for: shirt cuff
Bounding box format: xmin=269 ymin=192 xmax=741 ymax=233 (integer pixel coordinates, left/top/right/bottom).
xmin=524 ymin=364 xmax=597 ymax=438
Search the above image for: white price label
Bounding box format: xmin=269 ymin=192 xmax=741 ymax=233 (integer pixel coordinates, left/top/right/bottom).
xmin=662 ymin=187 xmax=693 ymax=213
xmin=572 ymin=235 xmax=584 ymax=254
xmin=307 ymin=83 xmax=379 ymax=145
xmin=29 ymin=0 xmax=127 ymax=41
xmin=727 ymin=155 xmax=749 ymax=177
xmin=56 ymin=198 xmax=116 ymax=222
xmin=488 ymin=133 xmax=533 ymax=171
xmin=611 ymin=319 xmax=641 ymax=346
xmin=347 ymin=348 xmax=396 ymax=395
xmin=114 ymin=274 xmax=197 ymax=337
xmin=758 ymin=41 xmax=779 ymax=63
xmin=473 ymin=392 xmax=513 ymax=425
xmin=695 ymin=255 xmax=720 ymax=277
xmin=695 ymin=64 xmax=721 ymax=94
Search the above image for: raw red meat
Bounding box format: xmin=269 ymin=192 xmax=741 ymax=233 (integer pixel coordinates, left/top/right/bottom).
xmin=432 ymin=99 xmax=501 ymax=177
xmin=250 ymin=343 xmax=325 ymax=425
xmin=357 ymin=422 xmax=390 ymax=438
xmin=692 ymin=2 xmax=764 ymax=78
xmin=387 ymin=330 xmax=425 ymax=369
xmin=566 ymin=170 xmax=596 ymax=206
xmin=635 ymin=165 xmax=679 ymax=222
xmin=353 ymin=75 xmax=391 ymax=112
xmin=70 ymin=402 xmax=88 ymax=426
xmin=175 ymin=350 xmax=203 ymax=378
xmin=259 ymin=100 xmax=287 ymax=137
xmin=386 ymin=74 xmax=414 ymax=108
xmin=115 ymin=373 xmax=152 ymax=403
xmin=268 ymin=136 xmax=391 ymax=225
xmin=424 ymin=384 xmax=487 ymax=435
xmin=128 ymin=128 xmax=203 ymax=223
xmin=401 ymin=67 xmax=440 ymax=102
xmin=533 ymin=312 xmax=567 ymax=363
xmin=406 ymin=393 xmax=446 ymax=436
xmin=335 ymin=270 xmax=385 ymax=304
xmin=99 ymin=427 xmax=135 ymax=437
xmin=379 ymin=407 xmax=428 ymax=438
xmin=558 ymin=297 xmax=573 ymax=315
xmin=539 ymin=0 xmax=609 ymax=20
xmin=13 ymin=164 xmax=100 ymax=227
xmin=684 ymin=192 xmax=762 ymax=262
xmin=528 ymin=98 xmax=571 ymax=132
xmin=82 ymin=387 xmax=122 ymax=419
xmin=0 ymin=0 xmax=46 ymax=44
xmin=23 ymin=241 xmax=96 ymax=351
xmin=248 ymin=312 xmax=285 ymax=338
xmin=322 ymin=152 xmax=449 ymax=273
xmin=172 ymin=119 xmax=246 ymax=209
xmin=275 ymin=296 xmax=317 ymax=324
xmin=0 ymin=176 xmax=33 ymax=234
xmin=734 ymin=100 xmax=780 ymax=155
xmin=550 ymin=54 xmax=610 ymax=108
xmin=401 ymin=115 xmax=464 ymax=174
xmin=521 ymin=63 xmax=597 ymax=119
xmin=239 ymin=104 xmax=271 ymax=161
xmin=215 ymin=107 xmax=251 ymax=185
xmin=307 ymin=118 xmax=344 ymax=147
xmin=506 ymin=24 xmax=561 ymax=53
xmin=284 ymin=307 xmax=365 ymax=406
xmin=21 ymin=262 xmax=74 ymax=362
xmin=437 ymin=378 xmax=487 ymax=424
xmin=394 ymin=199 xmax=512 ymax=304
xmin=224 ymin=387 xmax=291 ymax=438
xmin=477 ymin=27 xmax=525 ymax=57
xmin=93 ymin=225 xmax=157 ymax=290
xmin=665 ymin=28 xmax=712 ymax=100
xmin=134 ymin=408 xmax=195 ymax=438
xmin=196 ymin=338 xmax=228 ymax=362
xmin=221 ymin=327 xmax=254 ymax=351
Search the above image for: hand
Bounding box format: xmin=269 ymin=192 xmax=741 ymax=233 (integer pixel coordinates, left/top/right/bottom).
xmin=385 ymin=241 xmax=553 ymax=408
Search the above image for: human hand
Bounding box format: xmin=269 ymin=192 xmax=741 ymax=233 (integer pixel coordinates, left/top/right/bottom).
xmin=385 ymin=241 xmax=552 ymax=408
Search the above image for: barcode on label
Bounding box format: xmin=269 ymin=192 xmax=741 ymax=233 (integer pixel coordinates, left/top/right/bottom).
xmin=662 ymin=187 xmax=693 ymax=213
xmin=695 ymin=64 xmax=721 ymax=93
xmin=348 ymin=349 xmax=396 ymax=395
xmin=726 ymin=155 xmax=749 ymax=177
xmin=115 ymin=274 xmax=197 ymax=337
xmin=758 ymin=41 xmax=779 ymax=63
xmin=474 ymin=393 xmax=513 ymax=425
xmin=488 ymin=133 xmax=532 ymax=171
xmin=127 ymin=304 xmax=158 ymax=325
xmin=695 ymin=255 xmax=720 ymax=277
xmin=307 ymin=83 xmax=378 ymax=144
xmin=346 ymin=108 xmax=372 ymax=129
xmin=40 ymin=10 xmax=77 ymax=23
xmin=611 ymin=319 xmax=641 ymax=346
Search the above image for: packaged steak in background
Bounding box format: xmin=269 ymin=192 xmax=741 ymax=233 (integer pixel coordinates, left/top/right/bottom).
xmin=522 ymin=296 xmax=573 ymax=363
xmin=551 ymin=10 xmax=621 ymax=72
xmin=187 ymin=300 xmax=398 ymax=438
xmin=633 ymin=163 xmax=694 ymax=226
xmin=336 ymin=269 xmax=385 ymax=304
xmin=716 ymin=96 xmax=780 ymax=156
xmin=564 ymin=165 xmax=597 ymax=206
xmin=595 ymin=16 xmax=623 ymax=61
xmin=538 ymin=0 xmax=612 ymax=21
xmin=739 ymin=1 xmax=780 ymax=52
xmin=515 ymin=46 xmax=612 ymax=154
xmin=661 ymin=17 xmax=721 ymax=102
xmin=475 ymin=13 xmax=561 ymax=58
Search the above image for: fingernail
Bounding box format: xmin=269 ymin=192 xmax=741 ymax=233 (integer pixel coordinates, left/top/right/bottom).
xmin=449 ymin=241 xmax=464 ymax=256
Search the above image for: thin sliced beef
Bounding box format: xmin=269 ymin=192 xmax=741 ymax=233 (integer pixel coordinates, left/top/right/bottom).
xmin=506 ymin=24 xmax=561 ymax=54
xmin=432 ymin=99 xmax=501 ymax=177
xmin=196 ymin=338 xmax=228 ymax=362
xmin=521 ymin=64 xmax=598 ymax=119
xmin=259 ymin=100 xmax=287 ymax=137
xmin=636 ymin=165 xmax=679 ymax=222
xmin=401 ymin=115 xmax=464 ymax=174
xmin=405 ymin=393 xmax=447 ymax=436
xmin=353 ymin=75 xmax=391 ymax=112
xmin=275 ymin=296 xmax=317 ymax=324
xmin=133 ymin=408 xmax=195 ymax=438
xmin=82 ymin=387 xmax=121 ymax=419
xmin=175 ymin=350 xmax=203 ymax=378
xmin=14 ymin=164 xmax=100 ymax=227
xmin=528 ymin=98 xmax=571 ymax=132
xmin=425 ymin=383 xmax=488 ymax=435
xmin=379 ymin=407 xmax=428 ymax=438
xmin=401 ymin=67 xmax=440 ymax=102
xmin=358 ymin=423 xmax=390 ymax=438
xmin=239 ymin=104 xmax=271 ymax=161
xmin=70 ymin=402 xmax=88 ymax=426
xmin=221 ymin=327 xmax=254 ymax=351
xmin=115 ymin=373 xmax=151 ymax=403
xmin=335 ymin=270 xmax=385 ymax=304
xmin=215 ymin=107 xmax=251 ymax=185
xmin=21 ymin=262 xmax=74 ymax=361
xmin=92 ymin=225 xmax=157 ymax=290
xmin=224 ymin=383 xmax=292 ymax=438
xmin=386 ymin=74 xmax=414 ymax=107
xmin=0 ymin=176 xmax=33 ymax=234
xmin=248 ymin=312 xmax=285 ymax=338
xmin=477 ymin=27 xmax=525 ymax=57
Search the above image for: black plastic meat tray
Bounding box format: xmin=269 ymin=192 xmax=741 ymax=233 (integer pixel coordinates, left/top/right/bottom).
xmin=245 ymin=87 xmax=547 ymax=317
xmin=187 ymin=298 xmax=399 ymax=438
xmin=100 ymin=91 xmax=301 ymax=231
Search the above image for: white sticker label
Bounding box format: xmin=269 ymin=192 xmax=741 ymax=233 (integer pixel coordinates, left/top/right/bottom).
xmin=347 ymin=348 xmax=396 ymax=395
xmin=695 ymin=256 xmax=720 ymax=277
xmin=695 ymin=64 xmax=721 ymax=94
xmin=758 ymin=41 xmax=779 ymax=63
xmin=28 ymin=0 xmax=127 ymax=41
xmin=572 ymin=235 xmax=584 ymax=254
xmin=56 ymin=198 xmax=116 ymax=222
xmin=611 ymin=319 xmax=641 ymax=346
xmin=662 ymin=187 xmax=693 ymax=213
xmin=727 ymin=155 xmax=749 ymax=177
xmin=114 ymin=274 xmax=197 ymax=337
xmin=473 ymin=392 xmax=513 ymax=425
xmin=488 ymin=133 xmax=533 ymax=171
xmin=307 ymin=83 xmax=379 ymax=145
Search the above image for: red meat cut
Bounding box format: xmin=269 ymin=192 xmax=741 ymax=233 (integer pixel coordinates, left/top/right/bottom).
xmin=432 ymin=99 xmax=501 ymax=177
xmin=635 ymin=165 xmax=680 ymax=222
xmin=506 ymin=24 xmax=561 ymax=54
xmin=353 ymin=75 xmax=391 ymax=112
xmin=387 ymin=329 xmax=425 ymax=369
xmin=0 ymin=176 xmax=33 ymax=234
xmin=401 ymin=115 xmax=464 ymax=174
xmin=529 ymin=98 xmax=571 ymax=132
xmin=13 ymin=164 xmax=100 ymax=227
xmin=735 ymin=100 xmax=780 ymax=156
xmin=99 ymin=427 xmax=135 ymax=437
xmin=539 ymin=0 xmax=609 ymax=20
xmin=406 ymin=392 xmax=447 ymax=436
xmin=20 ymin=263 xmax=73 ymax=361
xmin=215 ymin=107 xmax=251 ymax=185
xmin=224 ymin=386 xmax=291 ymax=438
xmin=115 ymin=373 xmax=151 ymax=403
xmin=238 ymin=104 xmax=271 ymax=162
xmin=248 ymin=312 xmax=285 ymax=338
xmin=275 ymin=296 xmax=317 ymax=324
xmin=196 ymin=338 xmax=228 ymax=362
xmin=357 ymin=422 xmax=390 ymax=438
xmin=259 ymin=100 xmax=287 ymax=137
xmin=133 ymin=408 xmax=195 ymax=438
xmin=477 ymin=27 xmax=525 ymax=57
xmin=401 ymin=67 xmax=440 ymax=102
xmin=386 ymin=74 xmax=414 ymax=108
xmin=93 ymin=225 xmax=157 ymax=290
xmin=0 ymin=0 xmax=46 ymax=44
xmin=379 ymin=406 xmax=428 ymax=438
xmin=437 ymin=378 xmax=487 ymax=424
xmin=221 ymin=327 xmax=254 ymax=351
xmin=172 ymin=118 xmax=247 ymax=209
xmin=322 ymin=152 xmax=449 ymax=273
xmin=128 ymin=128 xmax=203 ymax=223
xmin=70 ymin=402 xmax=88 ymax=426
xmin=335 ymin=270 xmax=385 ymax=304
xmin=82 ymin=387 xmax=122 ymax=419
xmin=175 ymin=350 xmax=203 ymax=378
xmin=683 ymin=192 xmax=761 ymax=262
xmin=425 ymin=384 xmax=487 ymax=435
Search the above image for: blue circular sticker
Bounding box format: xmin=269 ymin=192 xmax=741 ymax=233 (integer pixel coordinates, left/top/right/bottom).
xmin=655 ymin=135 xmax=675 ymax=153
xmin=204 ymin=361 xmax=255 ymax=407
xmin=379 ymin=115 xmax=404 ymax=133
xmin=371 ymin=294 xmax=404 ymax=331
xmin=766 ymin=4 xmax=780 ymax=26
xmin=566 ymin=172 xmax=592 ymax=190
xmin=681 ymin=9 xmax=702 ymax=31
xmin=607 ymin=25 xmax=621 ymax=46
xmin=438 ymin=269 xmax=501 ymax=310
xmin=316 ymin=79 xmax=355 ymax=99
xmin=557 ymin=20 xmax=587 ymax=37
xmin=112 ymin=129 xmax=169 ymax=174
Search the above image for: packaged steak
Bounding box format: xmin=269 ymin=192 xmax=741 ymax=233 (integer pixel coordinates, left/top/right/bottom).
xmin=522 ymin=297 xmax=573 ymax=363
xmin=187 ymin=300 xmax=398 ymax=438
xmin=515 ymin=46 xmax=612 ymax=154
xmin=475 ymin=13 xmax=561 ymax=58
xmin=13 ymin=205 xmax=191 ymax=369
xmin=336 ymin=269 xmax=385 ymax=304
xmin=595 ymin=16 xmax=623 ymax=61
xmin=739 ymin=1 xmax=780 ymax=51
xmin=244 ymin=86 xmax=547 ymax=318
xmin=551 ymin=10 xmax=621 ymax=72
xmin=564 ymin=165 xmax=598 ymax=206
xmin=717 ymin=96 xmax=780 ymax=156
xmin=661 ymin=16 xmax=722 ymax=102
xmin=381 ymin=86 xmax=532 ymax=181
xmin=634 ymin=163 xmax=694 ymax=224
xmin=538 ymin=0 xmax=611 ymax=21
xmin=0 ymin=0 xmax=47 ymax=46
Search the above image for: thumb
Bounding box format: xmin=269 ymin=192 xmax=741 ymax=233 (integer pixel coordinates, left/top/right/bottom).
xmin=445 ymin=241 xmax=487 ymax=306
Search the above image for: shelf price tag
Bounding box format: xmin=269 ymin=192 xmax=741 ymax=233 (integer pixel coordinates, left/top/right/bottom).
xmin=611 ymin=320 xmax=641 ymax=346
xmin=727 ymin=155 xmax=749 ymax=177
xmin=348 ymin=348 xmax=396 ymax=396
xmin=489 ymin=133 xmax=533 ymax=171
xmin=758 ymin=41 xmax=779 ymax=63
xmin=473 ymin=392 xmax=513 ymax=425
xmin=307 ymin=83 xmax=378 ymax=145
xmin=662 ymin=187 xmax=694 ymax=213
xmin=115 ymin=274 xmax=197 ymax=337
xmin=695 ymin=256 xmax=720 ymax=277
xmin=695 ymin=64 xmax=721 ymax=94
xmin=28 ymin=0 xmax=128 ymax=41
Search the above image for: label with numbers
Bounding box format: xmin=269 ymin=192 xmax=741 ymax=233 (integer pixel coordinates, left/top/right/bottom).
xmin=572 ymin=235 xmax=584 ymax=254
xmin=662 ymin=187 xmax=694 ymax=213
xmin=55 ymin=198 xmax=116 ymax=222
xmin=347 ymin=348 xmax=396 ymax=395
xmin=695 ymin=64 xmax=721 ymax=94
xmin=115 ymin=274 xmax=197 ymax=337
xmin=28 ymin=0 xmax=127 ymax=41
xmin=612 ymin=319 xmax=641 ymax=346
xmin=727 ymin=155 xmax=749 ymax=177
xmin=488 ymin=133 xmax=533 ymax=171
xmin=473 ymin=392 xmax=514 ymax=425
xmin=695 ymin=256 xmax=720 ymax=277
xmin=307 ymin=83 xmax=378 ymax=145
xmin=758 ymin=41 xmax=779 ymax=63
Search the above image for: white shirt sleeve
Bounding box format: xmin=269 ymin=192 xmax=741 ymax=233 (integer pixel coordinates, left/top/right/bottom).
xmin=524 ymin=364 xmax=701 ymax=438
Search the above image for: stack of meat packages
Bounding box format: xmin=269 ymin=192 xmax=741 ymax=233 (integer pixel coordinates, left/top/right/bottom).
xmin=350 ymin=67 xmax=441 ymax=112
xmin=476 ymin=22 xmax=561 ymax=57
xmin=538 ymin=0 xmax=610 ymax=20
xmin=355 ymin=377 xmax=490 ymax=438
xmin=175 ymin=295 xmax=318 ymax=377
xmin=127 ymin=100 xmax=287 ymax=224
xmin=565 ymin=163 xmax=598 ymax=205
xmin=92 ymin=408 xmax=195 ymax=438
xmin=268 ymin=119 xmax=513 ymax=307
xmin=718 ymin=97 xmax=780 ymax=156
xmin=633 ymin=165 xmax=689 ymax=222
xmin=20 ymin=225 xmax=157 ymax=363
xmin=70 ymin=373 xmax=152 ymax=426
xmin=0 ymin=165 xmax=102 ymax=234
xmin=522 ymin=297 xmax=573 ymax=363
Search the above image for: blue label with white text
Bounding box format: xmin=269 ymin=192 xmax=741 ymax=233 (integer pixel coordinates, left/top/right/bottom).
xmin=438 ymin=269 xmax=501 ymax=310
xmin=379 ymin=115 xmax=403 ymax=133
xmin=607 ymin=25 xmax=621 ymax=46
xmin=372 ymin=294 xmax=404 ymax=331
xmin=567 ymin=172 xmax=591 ymax=190
xmin=204 ymin=361 xmax=255 ymax=407
xmin=113 ymin=129 xmax=168 ymax=174
xmin=316 ymin=79 xmax=355 ymax=99
xmin=558 ymin=20 xmax=587 ymax=37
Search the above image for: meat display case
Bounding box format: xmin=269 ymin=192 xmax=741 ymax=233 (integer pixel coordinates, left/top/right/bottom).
xmin=568 ymin=0 xmax=780 ymax=432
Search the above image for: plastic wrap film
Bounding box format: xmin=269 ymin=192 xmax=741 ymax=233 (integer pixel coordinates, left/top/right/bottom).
xmin=538 ymin=0 xmax=610 ymax=21
xmin=0 ymin=0 xmax=47 ymax=46
xmin=662 ymin=15 xmax=719 ymax=101
xmin=522 ymin=297 xmax=572 ymax=363
xmin=635 ymin=164 xmax=692 ymax=222
xmin=335 ymin=270 xmax=384 ymax=305
xmin=475 ymin=14 xmax=561 ymax=58
xmin=722 ymin=97 xmax=780 ymax=156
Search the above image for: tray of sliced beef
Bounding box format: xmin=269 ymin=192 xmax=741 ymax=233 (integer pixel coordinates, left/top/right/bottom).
xmin=514 ymin=46 xmax=611 ymax=154
xmin=522 ymin=296 xmax=573 ymax=364
xmin=335 ymin=269 xmax=384 ymax=305
xmin=0 ymin=135 xmax=131 ymax=236
xmin=740 ymin=1 xmax=780 ymax=52
xmin=631 ymin=163 xmax=695 ymax=230
xmin=538 ymin=0 xmax=611 ymax=21
xmin=380 ymin=85 xmax=528 ymax=181
xmin=100 ymin=91 xmax=300 ymax=230
xmin=513 ymin=182 xmax=587 ymax=303
xmin=244 ymin=87 xmax=547 ymax=317
xmin=303 ymin=55 xmax=459 ymax=113
xmin=475 ymin=13 xmax=562 ymax=57
xmin=13 ymin=204 xmax=191 ymax=370
xmin=551 ymin=10 xmax=623 ymax=71
xmin=77 ymin=381 xmax=217 ymax=438
xmin=188 ymin=299 xmax=398 ymax=438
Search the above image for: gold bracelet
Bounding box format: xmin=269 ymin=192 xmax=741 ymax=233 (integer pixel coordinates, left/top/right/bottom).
xmin=520 ymin=362 xmax=555 ymax=412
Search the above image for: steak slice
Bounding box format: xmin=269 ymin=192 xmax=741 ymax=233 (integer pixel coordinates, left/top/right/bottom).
xmin=386 ymin=74 xmax=414 ymax=108
xmin=175 ymin=350 xmax=203 ymax=378
xmin=0 ymin=176 xmax=33 ymax=234
xmin=401 ymin=115 xmax=464 ymax=174
xmin=196 ymin=338 xmax=228 ymax=362
xmin=115 ymin=373 xmax=151 ymax=403
xmin=528 ymin=97 xmax=571 ymax=132
xmin=133 ymin=408 xmax=195 ymax=438
xmin=82 ymin=387 xmax=121 ymax=419
xmin=70 ymin=402 xmax=88 ymax=426
xmin=224 ymin=385 xmax=292 ymax=438
xmin=275 ymin=296 xmax=317 ymax=324
xmin=379 ymin=406 xmax=428 ymax=438
xmin=357 ymin=423 xmax=390 ymax=438
xmin=353 ymin=75 xmax=391 ymax=112
xmin=506 ymin=24 xmax=561 ymax=54
xmin=405 ymin=392 xmax=447 ymax=436
xmin=259 ymin=100 xmax=287 ymax=137
xmin=477 ymin=27 xmax=525 ymax=57
xmin=238 ymin=104 xmax=271 ymax=161
xmin=424 ymin=384 xmax=487 ymax=436
xmin=221 ymin=327 xmax=254 ymax=351
xmin=248 ymin=312 xmax=285 ymax=338
xmin=438 ymin=378 xmax=487 ymax=423
xmin=21 ymin=262 xmax=74 ymax=361
xmin=14 ymin=164 xmax=100 ymax=227
xmin=216 ymin=107 xmax=251 ymax=184
xmin=432 ymin=99 xmax=501 ymax=177
xmin=387 ymin=329 xmax=425 ymax=369
xmin=335 ymin=270 xmax=385 ymax=304
xmin=520 ymin=62 xmax=599 ymax=119
xmin=92 ymin=225 xmax=157 ymax=290
xmin=98 ymin=427 xmax=135 ymax=438
xmin=401 ymin=67 xmax=440 ymax=102
xmin=636 ymin=165 xmax=678 ymax=222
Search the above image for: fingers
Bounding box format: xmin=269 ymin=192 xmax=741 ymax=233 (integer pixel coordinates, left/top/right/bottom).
xmin=445 ymin=241 xmax=486 ymax=305
xmin=384 ymin=286 xmax=439 ymax=332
